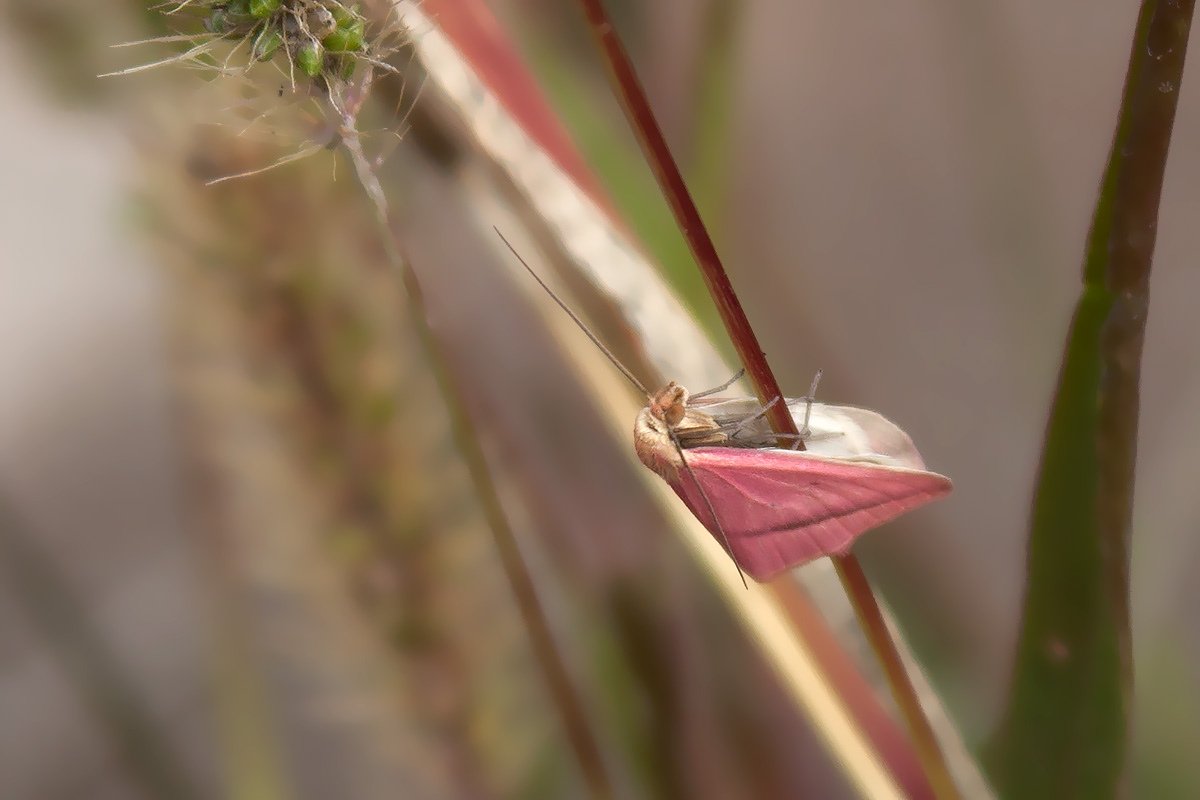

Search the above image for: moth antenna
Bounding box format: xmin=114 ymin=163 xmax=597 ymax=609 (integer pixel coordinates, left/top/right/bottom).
xmin=689 ymin=368 xmax=746 ymax=399
xmin=670 ymin=433 xmax=749 ymax=589
xmin=495 ymin=227 xmax=650 ymax=397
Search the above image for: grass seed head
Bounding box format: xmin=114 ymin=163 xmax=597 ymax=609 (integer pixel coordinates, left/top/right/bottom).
xmin=145 ymin=1 xmax=383 ymax=86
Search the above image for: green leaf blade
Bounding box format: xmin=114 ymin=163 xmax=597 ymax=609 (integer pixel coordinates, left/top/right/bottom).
xmin=989 ymin=3 xmax=1194 ymax=798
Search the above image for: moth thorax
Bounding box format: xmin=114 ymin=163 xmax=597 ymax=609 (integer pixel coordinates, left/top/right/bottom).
xmin=633 ymin=406 xmax=681 ymax=480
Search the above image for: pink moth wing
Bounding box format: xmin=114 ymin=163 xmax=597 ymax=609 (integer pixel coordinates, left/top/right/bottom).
xmin=669 ymin=447 xmax=952 ymax=582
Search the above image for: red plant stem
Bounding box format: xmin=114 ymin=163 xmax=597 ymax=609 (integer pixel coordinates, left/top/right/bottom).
xmin=575 ymin=2 xmax=959 ymax=798
xmin=838 ymin=557 xmax=958 ymax=800
xmin=770 ymin=579 xmax=935 ymax=798
xmin=577 ymin=2 xmax=796 ymax=447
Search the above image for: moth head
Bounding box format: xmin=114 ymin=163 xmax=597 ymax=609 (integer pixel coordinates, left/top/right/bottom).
xmin=635 ymin=382 xmax=727 ymax=481
xmin=648 ymin=382 xmax=689 ymax=427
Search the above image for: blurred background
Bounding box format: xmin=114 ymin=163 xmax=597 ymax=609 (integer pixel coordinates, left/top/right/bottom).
xmin=1 ymin=0 xmax=1198 ymax=798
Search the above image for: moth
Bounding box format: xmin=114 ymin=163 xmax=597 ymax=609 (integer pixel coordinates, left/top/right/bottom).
xmin=498 ymin=231 xmax=952 ymax=584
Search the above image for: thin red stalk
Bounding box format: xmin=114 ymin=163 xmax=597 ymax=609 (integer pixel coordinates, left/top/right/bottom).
xmin=839 ymin=558 xmax=958 ymax=800
xmin=575 ymin=2 xmax=959 ymax=798
xmin=577 ymin=1 xmax=794 ymax=445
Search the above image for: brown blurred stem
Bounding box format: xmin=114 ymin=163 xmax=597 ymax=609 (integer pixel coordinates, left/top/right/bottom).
xmin=324 ymin=77 xmax=614 ymax=800
xmin=574 ymin=2 xmax=960 ymax=798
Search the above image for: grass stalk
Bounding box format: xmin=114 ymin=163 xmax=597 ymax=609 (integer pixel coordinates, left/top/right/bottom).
xmin=324 ymin=76 xmax=615 ymax=800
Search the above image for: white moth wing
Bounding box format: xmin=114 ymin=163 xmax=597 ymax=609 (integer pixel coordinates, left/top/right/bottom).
xmin=693 ymin=397 xmax=930 ymax=471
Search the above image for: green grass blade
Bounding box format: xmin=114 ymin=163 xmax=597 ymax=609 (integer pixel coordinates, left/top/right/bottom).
xmin=988 ymin=3 xmax=1194 ymax=798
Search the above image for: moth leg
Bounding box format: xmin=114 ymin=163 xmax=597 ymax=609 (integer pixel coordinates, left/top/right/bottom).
xmin=669 ymin=431 xmax=749 ymax=589
xmin=720 ymin=395 xmax=778 ymax=434
xmin=792 ymin=430 xmax=841 ymax=445
xmin=690 ymin=368 xmax=746 ymax=399
xmin=722 ymin=429 xmax=806 ymax=448
xmin=722 ymin=430 xmax=806 ymax=449
xmin=799 ymin=369 xmax=823 ymax=438
xmin=722 ymin=396 xmax=795 ymax=444
xmin=781 ymin=369 xmax=824 ymax=439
